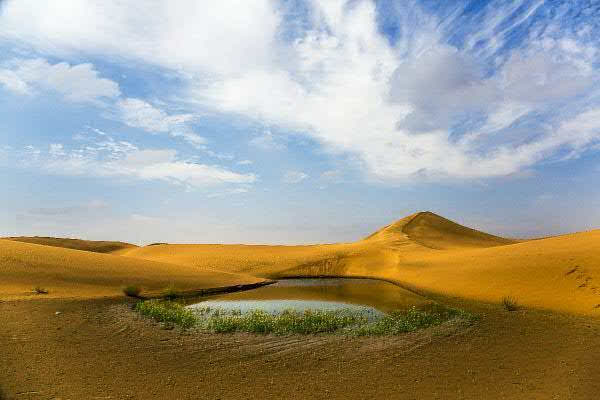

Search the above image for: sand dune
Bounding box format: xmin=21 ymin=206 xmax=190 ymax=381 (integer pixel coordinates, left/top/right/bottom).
xmin=3 ymin=236 xmax=137 ymax=254
xmin=2 ymin=211 xmax=599 ymax=316
xmin=0 ymin=239 xmax=264 ymax=299
xmin=119 ymin=212 xmax=600 ymax=316
xmin=365 ymin=211 xmax=517 ymax=249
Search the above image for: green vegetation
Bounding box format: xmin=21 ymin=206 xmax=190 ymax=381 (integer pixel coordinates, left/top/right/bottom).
xmin=135 ymin=300 xmax=196 ymax=329
xmin=122 ymin=285 xmax=142 ymax=298
xmin=162 ymin=284 xmax=179 ymax=300
xmin=205 ymin=309 xmax=364 ymax=334
xmin=33 ymin=286 xmax=48 ymax=294
xmin=134 ymin=300 xmax=476 ymax=335
xmin=501 ymin=296 xmax=519 ymax=311
xmin=354 ymin=305 xmax=475 ymax=335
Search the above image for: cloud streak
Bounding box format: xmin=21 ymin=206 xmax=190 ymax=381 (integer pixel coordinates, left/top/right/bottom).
xmin=117 ymin=98 xmax=206 ymax=148
xmin=1 ymin=0 xmax=599 ymax=181
xmin=14 ymin=135 xmax=256 ymax=189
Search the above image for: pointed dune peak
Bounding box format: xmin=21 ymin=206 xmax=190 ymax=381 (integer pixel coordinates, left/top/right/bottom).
xmin=365 ymin=211 xmax=516 ymax=249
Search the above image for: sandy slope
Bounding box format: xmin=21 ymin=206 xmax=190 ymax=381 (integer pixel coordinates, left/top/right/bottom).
xmin=0 ymin=239 xmax=264 ymax=300
xmin=2 ymin=211 xmax=599 ymax=315
xmin=3 ymin=236 xmax=137 ymax=254
xmin=2 ymin=298 xmax=599 ymax=399
xmin=121 ymin=212 xmax=600 ymax=316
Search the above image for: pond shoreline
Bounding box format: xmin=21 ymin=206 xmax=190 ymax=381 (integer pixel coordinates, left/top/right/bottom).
xmin=139 ymin=279 xmax=277 ymax=300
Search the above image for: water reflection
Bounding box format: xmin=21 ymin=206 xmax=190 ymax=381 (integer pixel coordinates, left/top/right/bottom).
xmin=186 ymin=278 xmax=429 ymax=314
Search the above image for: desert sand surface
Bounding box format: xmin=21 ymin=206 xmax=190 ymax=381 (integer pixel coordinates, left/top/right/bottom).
xmin=0 ymin=239 xmax=266 ymax=300
xmin=119 ymin=212 xmax=600 ymax=316
xmin=2 ymin=297 xmax=599 ymax=399
xmin=3 ymin=236 xmax=137 ymax=254
xmin=2 ymin=212 xmax=600 ymax=399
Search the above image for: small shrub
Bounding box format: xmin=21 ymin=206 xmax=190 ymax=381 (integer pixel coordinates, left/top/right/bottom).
xmin=163 ymin=284 xmax=179 ymax=300
xmin=33 ymin=286 xmax=48 ymax=294
xmin=135 ymin=300 xmax=196 ymax=329
xmin=501 ymin=296 xmax=519 ymax=311
xmin=122 ymin=285 xmax=142 ymax=298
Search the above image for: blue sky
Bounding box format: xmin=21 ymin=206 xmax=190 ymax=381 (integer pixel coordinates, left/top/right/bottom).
xmin=0 ymin=0 xmax=599 ymax=244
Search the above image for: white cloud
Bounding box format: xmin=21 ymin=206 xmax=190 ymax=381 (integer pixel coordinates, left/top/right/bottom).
xmin=0 ymin=0 xmax=279 ymax=75
xmin=1 ymin=1 xmax=599 ymax=181
xmin=237 ymin=160 xmax=253 ymax=165
xmin=249 ymin=130 xmax=286 ymax=151
xmin=0 ymin=68 xmax=29 ymax=94
xmin=283 ymin=170 xmax=309 ymax=184
xmin=117 ymin=98 xmax=205 ymax=147
xmin=17 ymin=137 xmax=256 ymax=189
xmin=0 ymin=58 xmax=120 ymax=102
xmin=49 ymin=143 xmax=65 ymax=157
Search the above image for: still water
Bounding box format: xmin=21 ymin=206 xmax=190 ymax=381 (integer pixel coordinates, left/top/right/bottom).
xmin=186 ymin=278 xmax=430 ymax=315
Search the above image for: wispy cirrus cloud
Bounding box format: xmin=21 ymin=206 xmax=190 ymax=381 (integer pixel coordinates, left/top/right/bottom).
xmin=117 ymin=98 xmax=206 ymax=148
xmin=283 ymin=170 xmax=309 ymax=184
xmin=12 ymin=133 xmax=256 ymax=189
xmin=1 ymin=0 xmax=599 ymax=182
xmin=249 ymin=130 xmax=286 ymax=151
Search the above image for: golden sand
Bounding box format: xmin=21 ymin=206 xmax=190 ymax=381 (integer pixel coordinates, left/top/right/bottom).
xmin=0 ymin=239 xmax=264 ymax=299
xmin=3 ymin=211 xmax=599 ymax=316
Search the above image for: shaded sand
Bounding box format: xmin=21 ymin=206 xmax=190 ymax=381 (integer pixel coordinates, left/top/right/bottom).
xmin=2 ymin=298 xmax=599 ymax=399
xmin=121 ymin=212 xmax=600 ymax=316
xmin=3 ymin=236 xmax=137 ymax=254
xmin=0 ymin=239 xmax=265 ymax=300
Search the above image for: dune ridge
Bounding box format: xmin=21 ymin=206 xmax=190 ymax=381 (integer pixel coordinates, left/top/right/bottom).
xmin=3 ymin=236 xmax=137 ymax=254
xmin=2 ymin=212 xmax=599 ymax=316
xmin=0 ymin=239 xmax=264 ymax=299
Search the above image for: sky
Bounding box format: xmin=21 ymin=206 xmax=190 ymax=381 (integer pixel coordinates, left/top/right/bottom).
xmin=0 ymin=0 xmax=599 ymax=245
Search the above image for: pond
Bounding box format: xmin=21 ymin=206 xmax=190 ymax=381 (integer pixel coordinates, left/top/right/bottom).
xmin=186 ymin=278 xmax=431 ymax=316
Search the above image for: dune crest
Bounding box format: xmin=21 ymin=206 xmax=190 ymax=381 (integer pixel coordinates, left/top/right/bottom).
xmin=3 ymin=236 xmax=137 ymax=254
xmin=0 ymin=239 xmax=265 ymax=299
xmin=365 ymin=211 xmax=515 ymax=249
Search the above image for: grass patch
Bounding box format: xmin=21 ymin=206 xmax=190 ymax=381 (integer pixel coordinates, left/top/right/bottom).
xmin=355 ymin=304 xmax=477 ymax=336
xmin=135 ymin=300 xmax=196 ymax=329
xmin=122 ymin=284 xmax=142 ymax=298
xmin=501 ymin=296 xmax=519 ymax=311
xmin=134 ymin=301 xmax=476 ymax=335
xmin=33 ymin=286 xmax=48 ymax=294
xmin=206 ymin=309 xmax=365 ymax=334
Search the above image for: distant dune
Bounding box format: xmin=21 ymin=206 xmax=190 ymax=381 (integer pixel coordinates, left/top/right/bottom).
xmin=0 ymin=239 xmax=264 ymax=299
xmin=2 ymin=212 xmax=599 ymax=316
xmin=365 ymin=211 xmax=516 ymax=249
xmin=3 ymin=236 xmax=137 ymax=254
xmin=119 ymin=212 xmax=600 ymax=316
